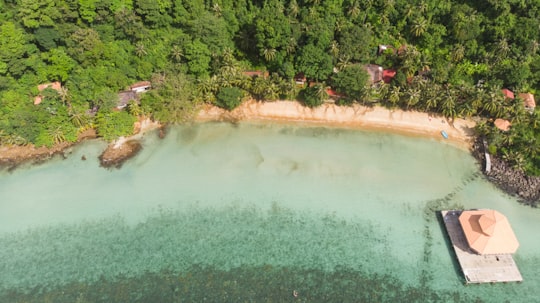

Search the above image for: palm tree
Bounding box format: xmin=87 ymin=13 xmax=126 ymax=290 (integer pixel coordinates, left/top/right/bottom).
xmin=495 ymin=39 xmax=510 ymax=60
xmin=441 ymin=94 xmax=457 ymax=119
xmin=127 ymin=100 xmax=142 ymax=116
xmin=410 ymin=18 xmax=428 ymax=37
xmin=451 ymin=44 xmax=465 ymax=62
xmin=484 ymin=88 xmax=503 ymax=117
xmin=387 ymin=86 xmax=402 ymax=107
xmin=348 ymin=1 xmax=360 ymax=18
xmin=288 ymin=0 xmax=299 ymax=17
xmin=58 ymin=87 xmax=70 ymax=106
xmin=314 ymin=84 xmax=328 ymax=101
xmin=263 ymin=48 xmax=277 ymax=62
xmin=212 ymin=3 xmax=222 ymax=17
xmin=135 ymin=41 xmax=147 ymax=57
xmin=286 ymin=38 xmax=297 ymax=55
xmin=335 ymin=56 xmax=351 ymax=71
xmin=329 ymin=40 xmax=339 ymax=58
xmin=170 ymin=45 xmax=183 ymax=63
xmin=49 ymin=126 xmax=66 ymax=145
xmin=458 ymin=103 xmax=476 ymax=118
xmin=69 ymin=110 xmax=88 ymax=128
xmin=404 ymin=87 xmax=421 ymax=110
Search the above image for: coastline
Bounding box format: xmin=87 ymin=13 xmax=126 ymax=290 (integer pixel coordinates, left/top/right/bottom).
xmin=196 ymin=100 xmax=477 ymax=151
xmin=0 ymin=101 xmax=476 ymax=171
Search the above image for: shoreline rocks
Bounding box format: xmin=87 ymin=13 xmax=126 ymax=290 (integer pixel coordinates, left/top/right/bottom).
xmin=98 ymin=140 xmax=142 ymax=169
xmin=0 ymin=143 xmax=71 ymax=172
xmin=472 ymin=138 xmax=540 ymax=207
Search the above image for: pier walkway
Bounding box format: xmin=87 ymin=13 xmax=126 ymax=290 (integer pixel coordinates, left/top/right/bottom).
xmin=440 ymin=210 xmax=522 ymax=284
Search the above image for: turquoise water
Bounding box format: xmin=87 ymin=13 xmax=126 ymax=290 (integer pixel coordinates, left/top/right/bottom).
xmin=1 ymin=122 xmax=539 ymax=302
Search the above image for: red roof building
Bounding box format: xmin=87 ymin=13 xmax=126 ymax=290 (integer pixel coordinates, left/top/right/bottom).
xmin=382 ymin=69 xmax=396 ymax=83
xmin=458 ymin=209 xmax=519 ymax=255
xmin=501 ymin=88 xmax=514 ymax=100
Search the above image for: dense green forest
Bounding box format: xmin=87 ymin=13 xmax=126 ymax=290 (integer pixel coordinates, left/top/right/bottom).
xmin=1 ymin=0 xmax=540 ymax=173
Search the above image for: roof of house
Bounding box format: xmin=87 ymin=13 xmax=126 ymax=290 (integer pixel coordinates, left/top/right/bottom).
xmin=382 ymin=69 xmax=396 ymax=83
xmin=130 ymin=81 xmax=151 ymax=90
xmin=117 ymin=91 xmax=138 ymax=109
xmin=243 ymin=71 xmax=268 ymax=78
xmin=501 ymin=88 xmax=515 ymax=100
xmin=458 ymin=209 xmax=519 ymax=255
xmin=364 ymin=64 xmax=383 ymax=84
xmin=518 ymin=92 xmax=535 ymax=109
xmin=38 ymin=82 xmax=62 ymax=92
xmin=34 ymin=82 xmax=62 ymax=105
xmin=494 ymin=118 xmax=511 ymax=131
xmin=326 ymin=88 xmax=342 ymax=97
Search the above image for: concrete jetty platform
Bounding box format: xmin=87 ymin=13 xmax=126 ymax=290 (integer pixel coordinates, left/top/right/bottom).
xmin=440 ymin=210 xmax=522 ymax=284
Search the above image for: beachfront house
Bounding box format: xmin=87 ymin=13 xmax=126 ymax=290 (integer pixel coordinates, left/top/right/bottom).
xmin=116 ymin=81 xmax=152 ymax=110
xmin=129 ymin=81 xmax=152 ymax=93
xmin=34 ymin=82 xmax=62 ymax=105
xmin=364 ymin=64 xmax=384 ymax=84
xmin=518 ymin=92 xmax=536 ymax=112
xmin=494 ymin=118 xmax=511 ymax=132
xmin=458 ymin=209 xmax=519 ymax=255
xmin=294 ymin=73 xmax=306 ymax=86
xmin=116 ymin=91 xmax=138 ymax=110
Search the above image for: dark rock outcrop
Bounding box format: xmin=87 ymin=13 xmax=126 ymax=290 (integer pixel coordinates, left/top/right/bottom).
xmin=472 ymin=138 xmax=540 ymax=207
xmin=98 ymin=140 xmax=142 ymax=169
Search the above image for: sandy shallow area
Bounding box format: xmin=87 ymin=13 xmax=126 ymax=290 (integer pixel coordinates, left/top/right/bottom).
xmin=197 ymin=100 xmax=477 ymax=150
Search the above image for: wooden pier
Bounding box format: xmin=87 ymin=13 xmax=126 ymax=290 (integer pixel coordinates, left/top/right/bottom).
xmin=440 ymin=210 xmax=523 ymax=284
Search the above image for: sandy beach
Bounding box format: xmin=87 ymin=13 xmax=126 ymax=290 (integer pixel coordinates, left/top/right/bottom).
xmin=197 ymin=100 xmax=477 ymax=150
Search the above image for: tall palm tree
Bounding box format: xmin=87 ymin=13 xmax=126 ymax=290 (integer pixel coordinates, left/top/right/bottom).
xmin=410 ymin=18 xmax=428 ymax=37
xmin=170 ymin=45 xmax=183 ymax=63
xmin=69 ymin=110 xmax=88 ymax=128
xmin=135 ymin=41 xmax=147 ymax=57
xmin=212 ymin=3 xmax=222 ymax=17
xmin=263 ymin=48 xmax=277 ymax=62
xmin=482 ymin=87 xmax=502 ymax=116
xmin=387 ymin=86 xmax=402 ymax=107
xmin=58 ymin=87 xmax=70 ymax=106
xmin=329 ymin=40 xmax=339 ymax=58
xmin=286 ymin=38 xmax=297 ymax=55
xmin=441 ymin=94 xmax=457 ymax=119
xmin=451 ymin=44 xmax=465 ymax=62
xmin=348 ymin=1 xmax=360 ymax=18
xmin=49 ymin=126 xmax=66 ymax=145
xmin=405 ymin=87 xmax=421 ymax=110
xmin=288 ymin=0 xmax=299 ymax=17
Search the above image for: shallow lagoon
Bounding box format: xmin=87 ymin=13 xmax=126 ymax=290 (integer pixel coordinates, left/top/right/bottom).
xmin=1 ymin=122 xmax=539 ymax=302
